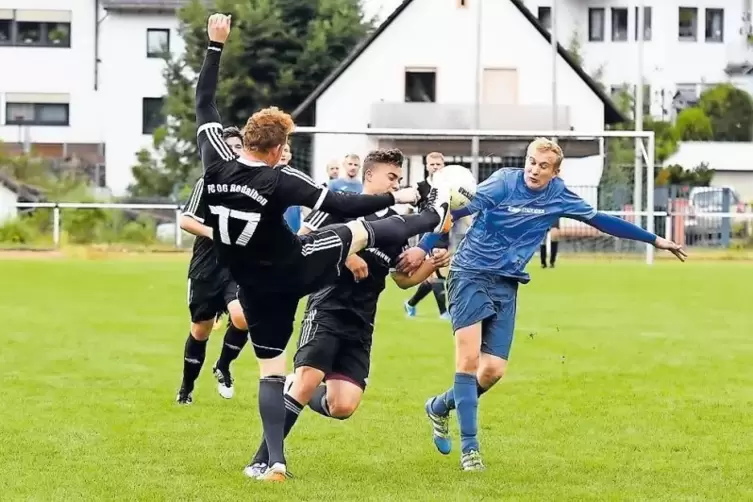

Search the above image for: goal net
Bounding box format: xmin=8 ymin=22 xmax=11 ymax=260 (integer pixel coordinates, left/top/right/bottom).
xmin=289 ymin=127 xmax=657 ymax=264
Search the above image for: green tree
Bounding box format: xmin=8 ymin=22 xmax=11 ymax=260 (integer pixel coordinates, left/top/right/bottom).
xmin=566 ymin=29 xmax=584 ymax=67
xmin=698 ymin=83 xmax=753 ymax=141
xmin=674 ymin=107 xmax=713 ymax=141
xmin=130 ymin=0 xmax=373 ymax=198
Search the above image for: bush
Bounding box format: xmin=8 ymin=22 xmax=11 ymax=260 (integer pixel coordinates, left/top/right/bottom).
xmin=120 ymin=216 xmax=157 ymax=245
xmin=0 ymin=218 xmax=38 ymax=244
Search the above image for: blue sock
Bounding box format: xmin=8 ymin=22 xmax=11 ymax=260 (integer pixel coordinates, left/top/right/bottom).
xmin=454 ymin=372 xmax=480 ymax=453
xmin=431 ymin=380 xmax=488 ymax=416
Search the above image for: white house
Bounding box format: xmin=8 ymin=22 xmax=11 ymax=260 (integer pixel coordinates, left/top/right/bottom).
xmin=521 ymin=0 xmax=753 ymax=120
xmin=292 ymin=0 xmax=625 ymax=186
xmin=663 ymin=141 xmax=753 ymax=201
xmin=0 ymin=0 xmax=182 ymax=196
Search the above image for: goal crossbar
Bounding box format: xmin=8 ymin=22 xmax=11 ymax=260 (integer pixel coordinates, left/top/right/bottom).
xmin=293 ymin=126 xmax=655 ymax=140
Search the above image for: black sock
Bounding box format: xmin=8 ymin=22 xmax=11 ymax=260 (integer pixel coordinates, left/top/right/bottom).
xmin=408 ymin=281 xmax=432 ymax=307
xmin=431 ymin=280 xmax=447 ymax=314
xmin=182 ymin=333 xmax=208 ymax=391
xmin=258 ymin=375 xmax=287 ymax=466
xmin=216 ymin=322 xmax=248 ymax=372
xmin=307 ymin=385 xmax=347 ymax=420
xmin=251 ymin=393 xmax=304 ymax=465
xmin=540 ymin=244 xmax=547 ymax=265
xmin=363 ymin=212 xmax=439 ymax=249
xmin=550 ymin=241 xmax=559 ymax=265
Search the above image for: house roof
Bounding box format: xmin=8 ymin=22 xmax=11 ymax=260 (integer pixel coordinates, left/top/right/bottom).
xmin=292 ymin=0 xmax=626 ymax=125
xmin=0 ymin=172 xmax=44 ymax=202
xmin=664 ymin=141 xmax=753 ymax=172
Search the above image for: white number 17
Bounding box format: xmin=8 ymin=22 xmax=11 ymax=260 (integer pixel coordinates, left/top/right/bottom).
xmin=208 ymin=205 xmax=261 ymax=246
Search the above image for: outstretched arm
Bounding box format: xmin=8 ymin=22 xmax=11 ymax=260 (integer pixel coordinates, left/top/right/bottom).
xmin=561 ymin=188 xmax=687 ymax=261
xmin=275 ymin=166 xmax=417 ymax=218
xmin=196 ymin=14 xmax=235 ymax=169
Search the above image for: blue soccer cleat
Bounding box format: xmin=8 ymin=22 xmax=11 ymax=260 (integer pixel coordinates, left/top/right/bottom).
xmin=404 ymin=301 xmax=416 ymax=318
xmin=425 ymin=398 xmax=451 ymax=455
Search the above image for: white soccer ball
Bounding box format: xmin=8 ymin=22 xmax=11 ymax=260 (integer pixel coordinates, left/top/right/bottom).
xmin=432 ymin=164 xmax=477 ymax=211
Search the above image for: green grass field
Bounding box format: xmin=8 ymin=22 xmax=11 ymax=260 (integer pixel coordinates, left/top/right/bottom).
xmin=1 ymin=256 xmax=752 ymax=501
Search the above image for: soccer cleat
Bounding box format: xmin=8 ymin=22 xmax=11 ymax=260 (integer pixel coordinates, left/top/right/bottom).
xmin=258 ymin=462 xmax=287 ymax=482
xmin=425 ymin=398 xmax=452 ymax=455
xmin=176 ymin=385 xmax=193 ymax=405
xmin=439 ymin=312 xmax=451 ymax=321
xmin=243 ymin=462 xmax=267 ymax=479
xmin=212 ymin=364 xmax=235 ymax=399
xmin=460 ymin=450 xmax=485 ymax=471
xmin=404 ymin=301 xmax=416 ymax=318
xmin=421 ymin=186 xmax=452 ymax=234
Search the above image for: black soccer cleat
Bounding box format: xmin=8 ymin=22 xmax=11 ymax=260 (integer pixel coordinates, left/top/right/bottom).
xmin=419 ymin=186 xmax=452 ymax=234
xmin=416 ymin=180 xmax=433 ymax=208
xmin=176 ymin=383 xmax=193 ymax=405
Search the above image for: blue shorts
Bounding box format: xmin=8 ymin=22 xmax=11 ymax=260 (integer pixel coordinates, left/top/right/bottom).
xmin=446 ymin=269 xmax=519 ymax=360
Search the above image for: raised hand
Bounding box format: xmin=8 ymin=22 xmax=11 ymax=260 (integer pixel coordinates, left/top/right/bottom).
xmin=207 ymin=13 xmax=232 ymax=43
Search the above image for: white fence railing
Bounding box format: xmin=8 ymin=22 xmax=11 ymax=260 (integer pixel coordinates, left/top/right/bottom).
xmin=14 ymin=202 xmax=185 ymax=248
xmin=8 ymin=202 xmax=753 ymax=260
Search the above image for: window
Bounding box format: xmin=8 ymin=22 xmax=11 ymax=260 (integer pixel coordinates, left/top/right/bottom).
xmin=0 ymin=11 xmax=71 ymax=47
xmin=0 ymin=19 xmax=11 ymax=43
xmin=5 ymin=102 xmax=69 ymax=126
xmin=146 ymin=28 xmax=170 ymax=58
xmin=142 ymin=98 xmax=165 ymax=134
xmin=679 ymin=7 xmax=698 ymax=41
xmin=705 ymin=8 xmax=724 ymax=42
xmin=611 ymin=8 xmax=628 ymax=41
xmin=538 ymin=6 xmax=551 ymax=30
xmin=588 ymin=8 xmax=605 ymax=41
xmin=634 ymin=6 xmax=652 ymax=41
xmin=404 ymin=69 xmax=436 ymax=102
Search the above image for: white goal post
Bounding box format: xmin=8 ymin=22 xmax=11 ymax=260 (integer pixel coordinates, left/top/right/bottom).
xmin=291 ymin=126 xmax=657 ymax=264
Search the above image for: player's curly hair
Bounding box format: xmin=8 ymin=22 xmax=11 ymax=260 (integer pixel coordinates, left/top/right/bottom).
xmin=242 ymin=107 xmax=295 ymax=152
xmin=222 ymin=126 xmax=242 ymax=142
xmin=363 ymin=148 xmax=404 ymax=170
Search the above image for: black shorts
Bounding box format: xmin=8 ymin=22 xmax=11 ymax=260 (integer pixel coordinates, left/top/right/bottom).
xmin=293 ymin=311 xmax=371 ymax=390
xmin=240 ymin=225 xmax=354 ymax=360
xmin=187 ymin=273 xmax=238 ymax=323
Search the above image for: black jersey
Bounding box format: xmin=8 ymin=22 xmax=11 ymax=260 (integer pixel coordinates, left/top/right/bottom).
xmin=192 ymin=40 xmax=400 ymax=293
xmin=182 ymin=178 xmax=225 ymax=280
xmin=301 ymin=208 xmax=409 ymax=340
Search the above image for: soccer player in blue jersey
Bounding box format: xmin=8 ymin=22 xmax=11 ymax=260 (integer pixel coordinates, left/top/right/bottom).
xmin=398 ymin=137 xmax=687 ymax=471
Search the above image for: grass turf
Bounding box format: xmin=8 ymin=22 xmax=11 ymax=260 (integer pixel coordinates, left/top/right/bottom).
xmin=0 ymin=257 xmax=751 ymax=501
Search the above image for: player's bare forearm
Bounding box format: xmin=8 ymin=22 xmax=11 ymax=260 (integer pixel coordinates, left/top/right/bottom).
xmin=195 ymin=41 xmax=224 ymax=126
xmin=391 ymin=260 xmax=436 ymax=289
xmin=180 ymin=215 xmax=213 ymax=239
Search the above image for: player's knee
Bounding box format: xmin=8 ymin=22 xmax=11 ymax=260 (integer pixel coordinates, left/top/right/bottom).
xmin=190 ymin=321 xmax=213 ymax=340
xmin=478 ymin=359 xmax=506 ymax=387
xmin=345 ymin=220 xmax=369 ymax=255
xmin=293 ymin=367 xmax=324 ymax=394
xmin=326 ymin=398 xmax=358 ymax=420
xmin=455 ymin=351 xmax=480 ymax=373
xmin=257 ymin=352 xmax=286 ymax=377
xmin=228 ymin=307 xmax=247 ymax=331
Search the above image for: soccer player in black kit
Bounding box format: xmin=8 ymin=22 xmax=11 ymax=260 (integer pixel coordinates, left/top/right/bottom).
xmin=245 ymin=148 xmax=452 ymax=478
xmin=196 ymin=14 xmax=451 ymax=481
xmin=177 ymin=126 xmax=247 ymax=405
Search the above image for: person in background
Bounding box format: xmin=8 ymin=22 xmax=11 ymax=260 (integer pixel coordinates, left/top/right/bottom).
xmin=324 ymin=159 xmax=340 ymax=186
xmin=280 ymin=143 xmax=302 ymax=232
xmin=328 ymin=154 xmax=363 ymax=193
xmin=539 ymin=221 xmax=560 ymax=268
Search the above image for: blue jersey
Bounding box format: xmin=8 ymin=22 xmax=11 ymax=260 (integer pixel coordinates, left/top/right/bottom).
xmin=328 ymin=178 xmax=363 ymax=194
xmin=452 ymin=168 xmax=596 ymax=283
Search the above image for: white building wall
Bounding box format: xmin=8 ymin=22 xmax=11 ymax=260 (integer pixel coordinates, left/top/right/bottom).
xmin=99 ymin=12 xmax=183 ymax=195
xmin=0 ymin=0 xmax=101 ymax=144
xmin=313 ymin=0 xmax=606 ymax=185
xmin=524 ymin=0 xmax=750 ymax=118
xmin=0 ymin=184 xmax=19 ymax=224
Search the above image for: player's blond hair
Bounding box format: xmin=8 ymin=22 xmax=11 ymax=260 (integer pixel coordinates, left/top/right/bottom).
xmin=426 ymin=151 xmax=445 ymax=161
xmin=528 ymin=137 xmax=564 ymax=168
xmin=242 ymin=107 xmax=295 ymax=152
